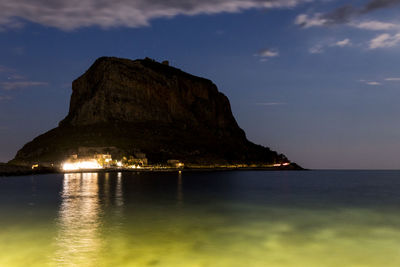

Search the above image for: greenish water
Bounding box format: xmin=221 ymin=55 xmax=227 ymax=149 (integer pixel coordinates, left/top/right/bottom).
xmin=1 ymin=171 xmax=400 ymax=266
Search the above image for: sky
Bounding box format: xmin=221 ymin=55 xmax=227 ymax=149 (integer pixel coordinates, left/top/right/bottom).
xmin=1 ymin=0 xmax=400 ymax=169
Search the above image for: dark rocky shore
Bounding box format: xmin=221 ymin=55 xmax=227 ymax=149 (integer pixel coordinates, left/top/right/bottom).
xmin=0 ymin=163 xmax=53 ymax=176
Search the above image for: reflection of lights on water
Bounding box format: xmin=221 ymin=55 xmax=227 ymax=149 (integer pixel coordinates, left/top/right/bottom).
xmin=54 ymin=173 xmax=102 ymax=266
xmin=104 ymin=173 xmax=110 ymax=208
xmin=177 ymin=172 xmax=183 ymax=206
xmin=62 ymin=160 xmax=102 ymax=171
xmin=115 ymin=172 xmax=124 ymax=208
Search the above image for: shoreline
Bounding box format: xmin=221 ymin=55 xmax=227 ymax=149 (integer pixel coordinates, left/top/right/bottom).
xmin=0 ymin=164 xmax=305 ymax=177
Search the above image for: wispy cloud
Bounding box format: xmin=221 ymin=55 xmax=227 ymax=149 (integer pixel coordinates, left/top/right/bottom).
xmin=1 ymin=81 xmax=48 ymax=90
xmin=369 ymin=33 xmax=400 ymax=49
xmin=309 ymin=44 xmax=324 ymax=54
xmin=385 ymin=77 xmax=400 ymax=81
xmin=334 ymin=38 xmax=351 ymax=47
xmin=0 ymin=18 xmax=23 ymax=32
xmin=0 ymin=65 xmax=48 ymax=91
xmin=296 ymin=0 xmax=400 ymax=28
xmin=297 ymin=16 xmax=400 ymax=32
xmin=351 ymin=20 xmax=399 ymax=31
xmin=256 ymin=48 xmax=279 ymax=61
xmin=366 ymin=81 xmax=381 ymax=85
xmin=359 ymin=79 xmax=382 ymax=86
xmin=309 ymin=38 xmax=351 ymax=54
xmin=295 ymin=13 xmax=327 ymax=28
xmin=0 ymin=0 xmax=309 ymax=31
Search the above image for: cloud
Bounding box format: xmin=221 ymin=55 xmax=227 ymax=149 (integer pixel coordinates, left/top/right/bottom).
xmin=309 ymin=44 xmax=324 ymax=54
xmin=0 ymin=0 xmax=309 ymax=30
xmin=1 ymin=81 xmax=48 ymax=90
xmin=258 ymin=49 xmax=279 ymax=57
xmin=0 ymin=18 xmax=23 ymax=32
xmin=359 ymin=79 xmax=382 ymax=85
xmin=256 ymin=48 xmax=279 ymax=61
xmin=324 ymin=0 xmax=400 ymax=25
xmin=0 ymin=65 xmax=48 ymax=92
xmin=362 ymin=0 xmax=400 ymax=13
xmin=309 ymin=38 xmax=351 ymax=54
xmin=323 ymin=5 xmax=356 ymax=25
xmin=385 ymin=77 xmax=400 ymax=81
xmin=295 ymin=0 xmax=400 ymax=28
xmin=366 ymin=81 xmax=381 ymax=85
xmin=295 ymin=13 xmax=327 ymax=28
xmin=369 ymin=33 xmax=400 ymax=49
xmin=352 ymin=20 xmax=398 ymax=31
xmin=334 ymin=38 xmax=351 ymax=47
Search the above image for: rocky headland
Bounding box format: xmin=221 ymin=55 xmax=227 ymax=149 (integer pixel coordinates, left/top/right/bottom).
xmin=7 ymin=57 xmax=302 ymax=172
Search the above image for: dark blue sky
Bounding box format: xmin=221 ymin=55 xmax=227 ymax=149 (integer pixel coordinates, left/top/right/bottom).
xmin=1 ymin=0 xmax=400 ymax=169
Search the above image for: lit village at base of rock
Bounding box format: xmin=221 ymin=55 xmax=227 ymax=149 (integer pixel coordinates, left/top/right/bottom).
xmin=31 ymin=149 xmax=290 ymax=173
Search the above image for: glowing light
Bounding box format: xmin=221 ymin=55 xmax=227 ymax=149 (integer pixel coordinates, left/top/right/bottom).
xmin=116 ymin=161 xmax=123 ymax=167
xmin=31 ymin=164 xmax=39 ymax=169
xmin=273 ymin=163 xmax=281 ymax=167
xmin=129 ymin=165 xmax=142 ymax=169
xmin=282 ymin=162 xmax=290 ymax=166
xmin=62 ymin=160 xmax=102 ymax=171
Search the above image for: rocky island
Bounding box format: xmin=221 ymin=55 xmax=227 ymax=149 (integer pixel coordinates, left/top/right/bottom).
xmin=4 ymin=57 xmax=301 ymax=174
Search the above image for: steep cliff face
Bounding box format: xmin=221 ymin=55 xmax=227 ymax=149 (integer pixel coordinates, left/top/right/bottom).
xmin=11 ymin=57 xmax=291 ymax=166
xmin=60 ymin=57 xmax=245 ymax=139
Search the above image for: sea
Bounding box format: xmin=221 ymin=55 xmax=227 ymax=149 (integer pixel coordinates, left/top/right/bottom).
xmin=1 ymin=170 xmax=400 ymax=267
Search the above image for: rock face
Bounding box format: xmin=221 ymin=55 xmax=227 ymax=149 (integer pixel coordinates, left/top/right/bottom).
xmin=11 ymin=57 xmax=293 ymax=166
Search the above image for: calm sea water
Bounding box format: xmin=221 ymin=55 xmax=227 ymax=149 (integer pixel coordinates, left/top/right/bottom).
xmin=1 ymin=170 xmax=400 ymax=267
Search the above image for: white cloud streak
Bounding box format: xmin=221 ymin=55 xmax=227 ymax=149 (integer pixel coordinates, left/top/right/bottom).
xmin=295 ymin=13 xmax=400 ymax=32
xmin=258 ymin=49 xmax=279 ymax=57
xmin=309 ymin=38 xmax=351 ymax=54
xmin=369 ymin=33 xmax=400 ymax=49
xmin=385 ymin=77 xmax=400 ymax=81
xmin=295 ymin=13 xmax=327 ymax=28
xmin=255 ymin=48 xmax=279 ymax=61
xmin=366 ymin=81 xmax=381 ymax=85
xmin=0 ymin=0 xmax=309 ymax=30
xmin=352 ymin=20 xmax=399 ymax=31
xmin=334 ymin=38 xmax=351 ymax=47
xmin=359 ymin=79 xmax=382 ymax=86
